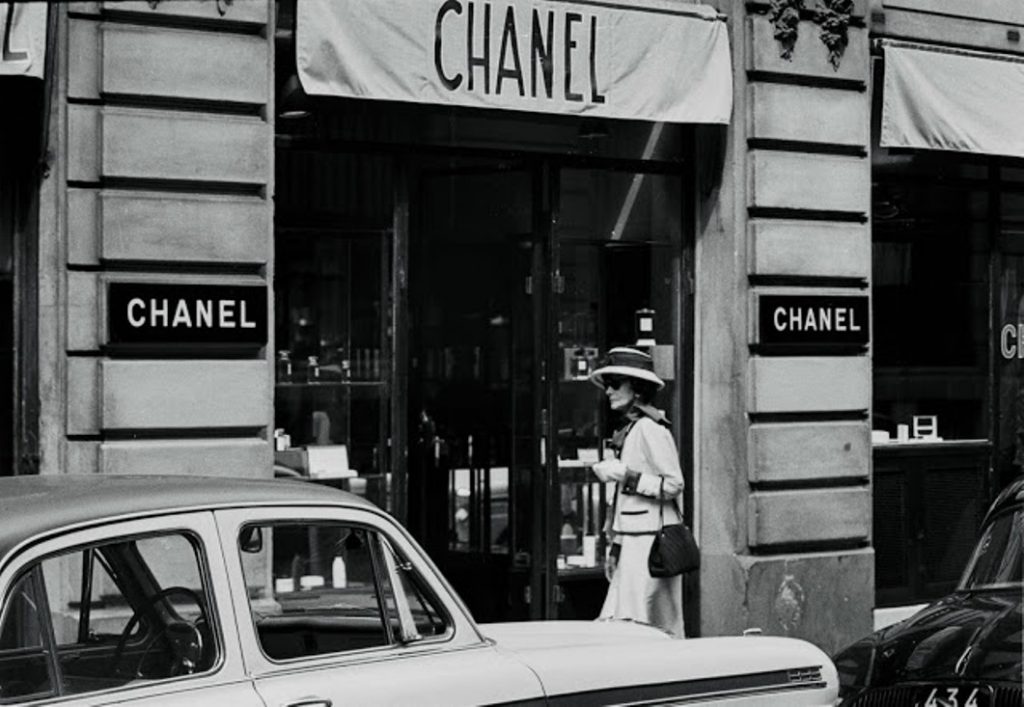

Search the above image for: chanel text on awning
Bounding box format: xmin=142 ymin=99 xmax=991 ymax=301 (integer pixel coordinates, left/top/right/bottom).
xmin=434 ymin=1 xmax=606 ymax=103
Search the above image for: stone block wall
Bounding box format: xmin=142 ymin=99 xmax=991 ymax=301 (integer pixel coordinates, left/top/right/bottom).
xmin=39 ymin=1 xmax=275 ymax=477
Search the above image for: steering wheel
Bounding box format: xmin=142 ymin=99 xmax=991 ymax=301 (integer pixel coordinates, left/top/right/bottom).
xmin=111 ymin=586 xmax=207 ymax=680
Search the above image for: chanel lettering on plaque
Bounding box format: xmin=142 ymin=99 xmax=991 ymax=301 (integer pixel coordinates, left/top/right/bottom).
xmin=108 ymin=283 xmax=267 ymax=347
xmin=758 ymin=295 xmax=869 ymax=348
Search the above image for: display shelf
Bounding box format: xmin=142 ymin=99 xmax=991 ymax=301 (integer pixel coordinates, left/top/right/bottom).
xmin=557 ymin=566 xmax=605 ymax=581
xmin=274 ymin=226 xmax=393 ymax=490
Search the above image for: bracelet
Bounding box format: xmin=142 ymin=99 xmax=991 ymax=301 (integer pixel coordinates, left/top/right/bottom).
xmin=620 ymin=470 xmax=641 ymax=495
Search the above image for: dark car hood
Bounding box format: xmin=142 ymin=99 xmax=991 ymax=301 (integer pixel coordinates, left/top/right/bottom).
xmin=869 ymin=590 xmax=1022 ymax=685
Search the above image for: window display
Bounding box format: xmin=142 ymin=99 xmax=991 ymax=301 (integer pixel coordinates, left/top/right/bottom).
xmin=273 ymin=149 xmax=394 ymax=511
xmin=870 ymin=142 xmax=1024 ymax=605
xmin=554 ymin=169 xmax=683 ymax=579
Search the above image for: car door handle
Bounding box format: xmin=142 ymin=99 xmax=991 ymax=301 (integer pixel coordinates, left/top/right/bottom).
xmin=285 ymin=700 xmax=332 ymax=707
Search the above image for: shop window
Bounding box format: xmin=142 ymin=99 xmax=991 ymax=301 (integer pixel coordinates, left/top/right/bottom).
xmin=870 ymin=119 xmax=1024 ymax=604
xmin=871 ymin=153 xmax=990 ymax=442
xmin=995 ymin=167 xmax=1024 ymax=486
xmin=272 ymin=148 xmax=394 ymax=510
xmin=0 ymin=76 xmax=44 ymax=477
xmin=873 ymin=155 xmax=1024 ymax=462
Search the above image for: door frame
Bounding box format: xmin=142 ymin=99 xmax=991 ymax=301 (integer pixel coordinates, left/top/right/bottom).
xmin=395 ymin=147 xmax=696 ymax=623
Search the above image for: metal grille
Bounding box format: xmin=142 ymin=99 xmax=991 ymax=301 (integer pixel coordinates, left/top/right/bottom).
xmin=995 ymin=686 xmax=1022 ymax=707
xmin=847 ymin=685 xmax=917 ymax=706
xmin=787 ymin=667 xmax=823 ymax=684
xmin=874 ymin=471 xmax=908 ymax=589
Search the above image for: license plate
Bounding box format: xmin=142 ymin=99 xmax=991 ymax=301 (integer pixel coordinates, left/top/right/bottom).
xmin=913 ymin=685 xmax=992 ymax=707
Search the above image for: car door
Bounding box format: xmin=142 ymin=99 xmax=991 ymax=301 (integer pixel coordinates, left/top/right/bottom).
xmin=215 ymin=505 xmax=546 ymax=707
xmin=0 ymin=512 xmax=262 ymax=707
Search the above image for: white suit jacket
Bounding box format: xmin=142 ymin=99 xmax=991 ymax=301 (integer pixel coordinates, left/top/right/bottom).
xmin=608 ymin=417 xmax=684 ymax=536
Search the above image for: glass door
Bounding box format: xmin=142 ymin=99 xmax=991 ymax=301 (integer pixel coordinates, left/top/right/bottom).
xmin=407 ymin=157 xmax=548 ymax=622
xmin=549 ymin=165 xmax=688 ymax=620
xmin=405 ymin=156 xmax=692 ymax=625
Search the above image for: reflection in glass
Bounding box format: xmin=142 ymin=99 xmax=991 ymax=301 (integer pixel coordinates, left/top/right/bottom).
xmin=555 ymin=168 xmax=682 ymax=575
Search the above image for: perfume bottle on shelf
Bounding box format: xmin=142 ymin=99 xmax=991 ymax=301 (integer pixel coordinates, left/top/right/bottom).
xmin=306 ymin=355 xmax=320 ymax=383
xmin=337 ymin=347 xmax=351 ymax=381
xmin=276 ymin=350 xmax=292 ymax=383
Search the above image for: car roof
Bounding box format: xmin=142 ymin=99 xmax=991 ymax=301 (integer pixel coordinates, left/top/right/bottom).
xmin=0 ymin=474 xmax=376 ymax=564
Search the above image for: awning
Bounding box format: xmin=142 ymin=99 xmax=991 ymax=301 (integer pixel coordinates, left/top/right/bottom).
xmin=296 ymin=0 xmax=732 ymax=124
xmin=881 ymin=40 xmax=1024 ymax=160
xmin=0 ymin=3 xmax=47 ymax=79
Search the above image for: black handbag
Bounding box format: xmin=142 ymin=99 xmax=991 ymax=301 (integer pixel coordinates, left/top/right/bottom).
xmin=648 ymin=477 xmax=700 ymax=577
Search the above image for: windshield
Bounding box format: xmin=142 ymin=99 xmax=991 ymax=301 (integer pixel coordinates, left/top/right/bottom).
xmin=959 ymin=507 xmax=1023 ymax=590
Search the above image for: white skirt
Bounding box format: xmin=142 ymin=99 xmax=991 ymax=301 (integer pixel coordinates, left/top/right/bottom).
xmin=598 ymin=534 xmax=684 ymax=638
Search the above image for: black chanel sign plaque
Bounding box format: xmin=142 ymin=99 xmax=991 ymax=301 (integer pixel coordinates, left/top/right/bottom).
xmin=107 ymin=283 xmax=268 ymax=347
xmin=758 ymin=295 xmax=869 ymax=348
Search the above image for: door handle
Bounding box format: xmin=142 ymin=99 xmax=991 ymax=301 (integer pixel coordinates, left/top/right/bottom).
xmin=285 ymin=700 xmax=332 ymax=707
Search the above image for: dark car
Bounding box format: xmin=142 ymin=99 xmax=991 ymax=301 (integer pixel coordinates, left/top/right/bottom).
xmin=834 ymin=477 xmax=1023 ymax=707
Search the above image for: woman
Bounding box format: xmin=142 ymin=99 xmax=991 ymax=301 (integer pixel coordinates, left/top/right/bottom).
xmin=590 ymin=347 xmax=685 ymax=638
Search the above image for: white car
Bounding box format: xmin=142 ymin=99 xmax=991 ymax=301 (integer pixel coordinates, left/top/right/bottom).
xmin=0 ymin=475 xmax=838 ymax=705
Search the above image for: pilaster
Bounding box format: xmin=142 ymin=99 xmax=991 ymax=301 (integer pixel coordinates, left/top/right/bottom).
xmin=697 ymin=0 xmax=874 ymax=653
xmin=41 ymin=1 xmax=275 ymax=477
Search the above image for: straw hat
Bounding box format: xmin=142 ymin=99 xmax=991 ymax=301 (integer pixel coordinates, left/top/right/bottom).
xmin=589 ymin=347 xmax=664 ymax=390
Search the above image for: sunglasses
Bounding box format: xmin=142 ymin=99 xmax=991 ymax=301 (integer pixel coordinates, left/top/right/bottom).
xmin=603 ymin=375 xmax=630 ymax=390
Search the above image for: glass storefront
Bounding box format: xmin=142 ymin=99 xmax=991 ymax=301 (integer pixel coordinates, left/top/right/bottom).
xmin=871 ymin=126 xmax=1024 ymax=605
xmin=0 ymin=77 xmax=44 ymax=477
xmin=273 ymin=149 xmax=395 ymax=510
xmin=272 ymin=0 xmax=694 ymax=622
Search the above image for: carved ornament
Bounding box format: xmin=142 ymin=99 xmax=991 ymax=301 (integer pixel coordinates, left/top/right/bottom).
xmin=768 ymin=0 xmax=803 ymax=61
xmin=816 ymin=0 xmax=853 ymax=70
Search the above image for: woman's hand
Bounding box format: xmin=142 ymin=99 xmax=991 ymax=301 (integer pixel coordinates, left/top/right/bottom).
xmin=604 ymin=551 xmax=617 ymax=582
xmin=593 ymin=458 xmax=628 ymax=482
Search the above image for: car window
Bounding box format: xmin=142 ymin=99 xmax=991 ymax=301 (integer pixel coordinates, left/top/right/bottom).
xmin=237 ymin=522 xmax=451 ymax=661
xmin=0 ymin=571 xmax=54 ymax=702
xmin=240 ymin=522 xmax=400 ymax=660
xmin=961 ymin=507 xmax=1023 ymax=590
xmin=30 ymin=531 xmax=217 ymax=697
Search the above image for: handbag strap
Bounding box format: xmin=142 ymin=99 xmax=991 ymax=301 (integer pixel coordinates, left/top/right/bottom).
xmin=657 ymin=477 xmax=666 ymax=530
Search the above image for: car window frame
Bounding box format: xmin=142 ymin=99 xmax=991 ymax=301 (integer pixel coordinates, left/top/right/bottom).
xmin=0 ymin=512 xmax=246 ymax=705
xmin=0 ymin=566 xmax=60 ymax=704
xmin=376 ymin=535 xmax=454 ymax=644
xmin=214 ymin=504 xmax=482 ymax=677
xmin=958 ymin=503 xmax=1024 ymax=591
